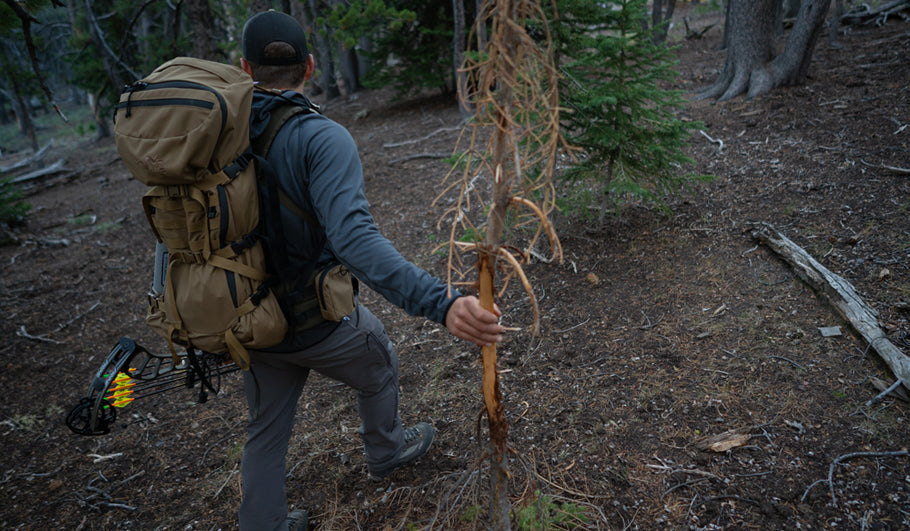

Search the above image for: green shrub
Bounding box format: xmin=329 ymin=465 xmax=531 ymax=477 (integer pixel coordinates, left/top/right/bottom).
xmin=0 ymin=175 xmax=30 ymax=240
xmin=551 ymin=0 xmax=711 ymax=219
xmin=515 ymin=491 xmax=589 ymax=530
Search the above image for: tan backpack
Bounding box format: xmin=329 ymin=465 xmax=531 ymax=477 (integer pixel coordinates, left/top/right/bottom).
xmin=113 ymin=57 xmax=287 ymax=371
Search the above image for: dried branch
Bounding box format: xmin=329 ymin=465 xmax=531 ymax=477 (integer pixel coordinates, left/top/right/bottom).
xmin=859 ymin=159 xmax=910 ymax=174
xmin=801 ymin=450 xmax=909 ymax=505
xmin=497 ymin=246 xmax=540 ymax=334
xmin=0 ymin=140 xmax=53 ymax=174
xmin=388 ymin=152 xmax=450 ymax=164
xmin=83 ymin=0 xmax=141 ymax=81
xmin=754 ymin=223 xmax=910 ymax=392
xmin=16 ymin=325 xmax=64 ymax=344
xmin=383 ymin=126 xmax=462 ymax=148
xmin=0 ymin=0 xmax=67 ymax=121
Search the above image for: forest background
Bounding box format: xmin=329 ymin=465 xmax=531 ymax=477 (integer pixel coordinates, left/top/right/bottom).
xmin=1 ymin=0 xmax=909 ymax=530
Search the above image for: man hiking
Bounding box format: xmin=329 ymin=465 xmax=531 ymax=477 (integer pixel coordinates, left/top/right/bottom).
xmin=237 ymin=11 xmax=504 ymax=530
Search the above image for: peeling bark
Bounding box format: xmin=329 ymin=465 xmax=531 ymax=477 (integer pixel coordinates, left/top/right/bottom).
xmin=478 ymin=253 xmax=510 ymax=530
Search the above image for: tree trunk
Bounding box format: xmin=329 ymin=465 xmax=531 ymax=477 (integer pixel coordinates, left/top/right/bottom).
xmin=756 ymin=0 xmax=830 ymax=92
xmin=480 ymin=2 xmax=520 ymax=526
xmin=89 ymin=91 xmax=112 ymax=140
xmin=694 ymin=0 xmax=829 ymax=101
xmin=453 ymin=0 xmax=471 ymax=117
xmin=303 ymin=0 xmax=341 ymax=100
xmin=478 ymin=252 xmax=510 ymax=530
xmin=1 ymin=69 xmax=39 ymax=152
xmin=185 ymin=0 xmax=223 ymax=61
xmin=338 ymin=45 xmax=362 ymax=94
xmin=0 ymin=92 xmax=11 ymax=126
xmin=651 ymin=0 xmax=677 ymax=44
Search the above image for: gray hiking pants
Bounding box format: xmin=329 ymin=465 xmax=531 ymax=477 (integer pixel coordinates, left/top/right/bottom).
xmin=238 ymin=305 xmax=403 ymax=531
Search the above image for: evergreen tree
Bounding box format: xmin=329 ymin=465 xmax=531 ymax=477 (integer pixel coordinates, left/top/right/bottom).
xmin=326 ymin=0 xmax=464 ymax=97
xmin=551 ymin=0 xmax=709 ymax=218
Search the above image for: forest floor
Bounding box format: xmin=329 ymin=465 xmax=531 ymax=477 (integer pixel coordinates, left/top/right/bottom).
xmin=1 ymin=7 xmax=909 ymax=531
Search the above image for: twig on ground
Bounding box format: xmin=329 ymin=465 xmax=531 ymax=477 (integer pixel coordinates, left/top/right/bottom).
xmin=801 ymin=450 xmax=910 ymax=505
xmin=87 ymin=452 xmax=123 ymax=463
xmin=554 ymin=318 xmax=590 ymax=334
xmin=16 ymin=325 xmax=64 ymax=344
xmin=860 ymin=159 xmax=910 ymax=174
xmin=646 ymin=463 xmax=719 ymax=479
xmin=767 ymin=355 xmax=806 ymax=370
xmin=212 ymin=464 xmax=239 ymax=498
xmin=638 ymin=311 xmax=664 ymax=330
xmin=53 ymin=300 xmax=101 ymax=334
xmin=699 ymin=130 xmax=724 ymax=153
xmin=693 ymin=495 xmax=761 ymax=508
xmin=864 ymin=378 xmax=905 ymax=406
xmin=388 ymin=152 xmax=450 ymax=164
xmin=661 ymin=478 xmax=710 ymax=502
xmin=382 ymin=126 xmax=461 ymax=148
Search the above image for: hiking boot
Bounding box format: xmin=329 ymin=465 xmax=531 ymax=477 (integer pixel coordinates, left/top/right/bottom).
xmin=286 ymin=508 xmax=308 ymax=531
xmin=369 ymin=422 xmax=436 ymax=480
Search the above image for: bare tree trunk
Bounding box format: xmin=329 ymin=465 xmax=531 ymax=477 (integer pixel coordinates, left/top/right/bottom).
xmin=453 ymin=0 xmax=471 ymax=118
xmin=695 ymin=0 xmax=776 ymax=101
xmin=481 ymin=2 xmax=519 ymax=526
xmin=303 ymin=0 xmax=341 ymax=99
xmin=476 ymin=0 xmax=488 ymax=50
xmin=478 ymin=253 xmax=510 ymax=530
xmin=651 ymin=0 xmax=677 ymax=44
xmin=755 ymin=0 xmax=829 ymax=92
xmin=89 ymin=90 xmax=112 ymax=140
xmin=185 ymin=0 xmax=223 ymax=61
xmin=720 ymin=0 xmax=732 ymax=50
xmin=694 ymin=0 xmax=829 ymax=101
xmin=9 ymin=85 xmax=39 ymax=151
xmin=0 ymin=92 xmax=11 ymax=125
xmin=65 ymin=1 xmax=110 ymax=139
xmin=338 ymin=45 xmax=361 ymax=94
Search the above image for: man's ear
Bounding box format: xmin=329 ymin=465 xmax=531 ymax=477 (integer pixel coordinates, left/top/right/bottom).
xmin=240 ymin=57 xmax=254 ymax=79
xmin=304 ymin=54 xmax=315 ymax=82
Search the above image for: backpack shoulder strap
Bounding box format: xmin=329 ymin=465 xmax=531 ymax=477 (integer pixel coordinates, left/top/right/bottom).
xmin=251 ymin=101 xmax=320 ymax=227
xmin=251 ymin=103 xmax=313 ymax=157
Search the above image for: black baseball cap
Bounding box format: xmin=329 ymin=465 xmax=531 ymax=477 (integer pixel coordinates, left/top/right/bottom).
xmin=242 ymin=11 xmax=309 ymax=65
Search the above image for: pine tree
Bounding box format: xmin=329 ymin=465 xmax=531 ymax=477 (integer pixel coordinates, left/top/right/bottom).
xmin=552 ymin=0 xmax=709 ymax=219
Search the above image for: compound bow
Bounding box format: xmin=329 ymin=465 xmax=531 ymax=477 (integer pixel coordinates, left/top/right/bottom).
xmin=66 ymin=337 xmax=239 ymax=436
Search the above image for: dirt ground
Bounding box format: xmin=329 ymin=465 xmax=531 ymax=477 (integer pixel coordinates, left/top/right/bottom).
xmin=2 ymin=8 xmax=909 ymax=530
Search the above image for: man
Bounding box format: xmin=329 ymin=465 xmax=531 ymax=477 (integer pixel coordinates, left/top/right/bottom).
xmin=238 ymin=11 xmax=503 ymax=531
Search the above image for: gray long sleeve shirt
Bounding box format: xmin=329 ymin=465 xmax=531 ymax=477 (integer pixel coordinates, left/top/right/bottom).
xmin=249 ymin=90 xmax=457 ymax=348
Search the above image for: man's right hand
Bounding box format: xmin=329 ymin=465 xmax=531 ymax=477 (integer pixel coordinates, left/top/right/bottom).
xmin=445 ymin=296 xmax=504 ymax=347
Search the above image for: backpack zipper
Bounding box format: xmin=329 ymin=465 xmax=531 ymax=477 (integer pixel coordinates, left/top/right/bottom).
xmin=116 ymin=80 xmax=228 ymax=133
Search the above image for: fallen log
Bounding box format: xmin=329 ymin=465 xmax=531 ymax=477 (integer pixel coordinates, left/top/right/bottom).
xmin=11 ymin=159 xmax=67 ymax=183
xmin=0 ymin=139 xmax=54 ymax=174
xmin=753 ymin=223 xmax=910 ymax=392
xmin=841 ymin=0 xmax=910 ymax=25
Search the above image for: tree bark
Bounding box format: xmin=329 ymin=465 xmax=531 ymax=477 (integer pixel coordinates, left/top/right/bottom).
xmin=694 ymin=0 xmax=829 ymax=101
xmin=338 ymin=45 xmax=362 ymax=94
xmin=184 ymin=0 xmax=223 ymax=61
xmin=303 ymin=0 xmax=341 ymax=99
xmin=453 ymin=0 xmax=471 ymax=118
xmin=651 ymin=0 xmax=677 ymax=44
xmin=1 ymin=73 xmax=39 ymax=151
